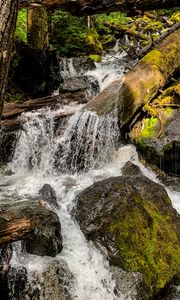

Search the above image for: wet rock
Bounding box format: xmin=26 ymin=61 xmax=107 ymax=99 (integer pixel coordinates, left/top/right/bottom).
xmin=0 ymin=244 xmax=12 ymax=276
xmin=131 ymin=109 xmax=180 ymax=175
xmin=6 ymin=259 xmax=74 ymax=300
xmin=59 ymin=56 xmax=96 ymax=76
xmin=111 ymin=266 xmax=143 ymax=300
xmin=60 ymin=75 xmax=100 ymax=99
xmin=7 ymin=266 xmax=27 ymax=300
xmin=0 ymin=130 xmax=18 ymax=167
xmin=156 ymin=284 xmax=180 ymax=300
xmin=25 ymin=207 xmax=63 ymax=257
xmin=0 ymin=201 xmax=63 ymax=257
xmin=71 ymin=56 xmax=96 ymax=74
xmin=75 ymin=175 xmax=180 ymax=299
xmin=39 ymin=184 xmax=59 ymax=209
xmin=0 ymin=244 xmax=13 ymax=300
xmin=121 ymin=161 xmax=142 ymax=176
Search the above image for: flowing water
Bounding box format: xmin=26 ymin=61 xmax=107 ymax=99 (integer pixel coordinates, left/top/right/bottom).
xmin=0 ymin=53 xmax=179 ymax=300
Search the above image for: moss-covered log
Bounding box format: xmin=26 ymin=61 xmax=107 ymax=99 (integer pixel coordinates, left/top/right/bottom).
xmin=0 ymin=0 xmax=18 ymax=118
xmin=85 ymin=28 xmax=180 ymax=130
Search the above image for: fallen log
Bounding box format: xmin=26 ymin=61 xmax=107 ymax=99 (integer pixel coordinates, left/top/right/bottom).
xmin=19 ymin=0 xmax=180 ymax=16
xmin=2 ymin=90 xmax=86 ymax=120
xmin=0 ymin=201 xmax=62 ymax=256
xmin=137 ymin=21 xmax=180 ymax=59
xmin=105 ymin=23 xmax=149 ymax=41
xmin=85 ymin=28 xmax=180 ymax=131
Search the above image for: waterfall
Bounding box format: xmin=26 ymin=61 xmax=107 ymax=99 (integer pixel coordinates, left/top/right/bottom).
xmin=1 ymin=53 xmax=179 ymax=300
xmin=11 ymin=107 xmax=119 ymax=175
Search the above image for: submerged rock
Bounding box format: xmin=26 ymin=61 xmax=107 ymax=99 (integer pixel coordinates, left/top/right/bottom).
xmin=75 ymin=174 xmax=180 ymax=299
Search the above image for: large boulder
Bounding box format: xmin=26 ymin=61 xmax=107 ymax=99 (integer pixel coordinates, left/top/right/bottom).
xmin=75 ymin=173 xmax=180 ymax=299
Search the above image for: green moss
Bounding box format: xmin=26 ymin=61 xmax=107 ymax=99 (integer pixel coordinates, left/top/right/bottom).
xmin=89 ymin=54 xmax=101 ymax=63
xmin=164 ymin=106 xmax=173 ymax=114
xmin=170 ymin=12 xmax=180 ymax=22
xmin=141 ymin=30 xmax=180 ymax=79
xmin=86 ymin=31 xmax=103 ymax=54
xmin=140 ymin=117 xmax=158 ymax=139
xmin=108 ymin=200 xmax=180 ymax=299
xmin=15 ymin=9 xmax=27 ymax=43
xmin=142 ymin=49 xmax=162 ymax=67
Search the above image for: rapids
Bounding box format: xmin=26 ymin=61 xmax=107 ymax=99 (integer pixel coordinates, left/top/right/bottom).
xmin=0 ymin=51 xmax=179 ymax=300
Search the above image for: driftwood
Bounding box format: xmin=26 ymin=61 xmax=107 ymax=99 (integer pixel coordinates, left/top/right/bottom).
xmin=85 ymin=28 xmax=180 ymax=130
xmin=0 ymin=200 xmax=62 ymax=257
xmin=2 ymin=90 xmax=86 ymax=120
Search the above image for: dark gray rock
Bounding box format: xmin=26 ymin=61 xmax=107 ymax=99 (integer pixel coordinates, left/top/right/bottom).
xmin=39 ymin=184 xmax=59 ymax=209
xmin=110 ymin=266 xmax=143 ymax=300
xmin=60 ymin=75 xmax=100 ymax=100
xmin=74 ymin=175 xmax=180 ymax=299
xmin=6 ymin=259 xmax=74 ymax=300
xmin=121 ymin=161 xmax=142 ymax=176
xmin=0 ymin=130 xmax=18 ymax=167
xmin=25 ymin=205 xmax=63 ymax=256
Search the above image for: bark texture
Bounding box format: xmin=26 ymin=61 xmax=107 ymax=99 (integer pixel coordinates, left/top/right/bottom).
xmin=0 ymin=0 xmax=18 ymax=117
xmin=0 ymin=201 xmax=63 ymax=257
xmin=20 ymin=0 xmax=180 ymax=16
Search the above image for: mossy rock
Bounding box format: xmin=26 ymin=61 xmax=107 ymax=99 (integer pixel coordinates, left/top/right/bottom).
xmin=75 ymin=174 xmax=180 ymax=299
xmin=130 ymin=108 xmax=180 ymax=175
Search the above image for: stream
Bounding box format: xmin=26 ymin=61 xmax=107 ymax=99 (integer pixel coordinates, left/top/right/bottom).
xmin=0 ymin=50 xmax=179 ymax=300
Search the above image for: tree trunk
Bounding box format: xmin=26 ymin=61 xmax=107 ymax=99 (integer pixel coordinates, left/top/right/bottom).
xmin=27 ymin=6 xmax=49 ymax=49
xmin=85 ymin=28 xmax=180 ymax=130
xmin=0 ymin=0 xmax=18 ymax=118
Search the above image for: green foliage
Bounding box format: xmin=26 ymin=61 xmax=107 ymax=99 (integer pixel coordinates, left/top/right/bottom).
xmin=50 ymin=11 xmax=131 ymax=57
xmin=50 ymin=11 xmax=91 ymax=56
xmin=95 ymin=12 xmax=132 ymax=26
xmin=15 ymin=9 xmax=27 ymax=43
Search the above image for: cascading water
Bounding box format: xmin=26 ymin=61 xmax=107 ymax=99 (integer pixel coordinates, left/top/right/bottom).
xmin=0 ymin=53 xmax=179 ymax=300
